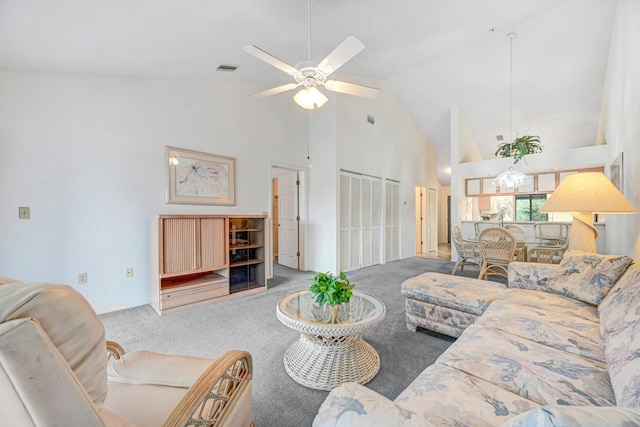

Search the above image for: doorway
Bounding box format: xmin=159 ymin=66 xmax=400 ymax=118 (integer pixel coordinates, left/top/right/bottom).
xmin=271 ymin=166 xmax=305 ymax=270
xmin=416 ymin=186 xmax=437 ymax=254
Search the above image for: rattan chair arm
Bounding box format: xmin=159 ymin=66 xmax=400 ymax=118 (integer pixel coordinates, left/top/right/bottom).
xmin=106 ymin=340 xmax=125 ymax=361
xmin=162 ymin=350 xmax=253 ymax=427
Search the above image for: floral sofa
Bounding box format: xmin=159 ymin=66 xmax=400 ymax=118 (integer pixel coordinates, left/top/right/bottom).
xmin=313 ymin=250 xmax=640 ymax=426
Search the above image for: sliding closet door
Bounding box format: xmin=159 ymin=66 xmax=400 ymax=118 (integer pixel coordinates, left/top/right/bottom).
xmin=340 ymin=171 xmax=381 ymax=272
xmin=385 ymin=179 xmax=400 ymax=262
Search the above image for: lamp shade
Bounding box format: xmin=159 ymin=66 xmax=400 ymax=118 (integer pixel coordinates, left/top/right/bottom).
xmin=293 ymin=86 xmax=328 ymax=110
xmin=540 ymin=172 xmax=637 ymax=214
xmin=540 ymin=171 xmax=637 ymax=252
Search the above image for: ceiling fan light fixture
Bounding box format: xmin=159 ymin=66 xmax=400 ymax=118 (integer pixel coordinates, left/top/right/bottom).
xmin=293 ymin=86 xmax=328 ymax=110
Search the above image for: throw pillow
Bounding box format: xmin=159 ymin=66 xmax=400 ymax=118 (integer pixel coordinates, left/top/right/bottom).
xmin=545 ymin=250 xmax=633 ymax=305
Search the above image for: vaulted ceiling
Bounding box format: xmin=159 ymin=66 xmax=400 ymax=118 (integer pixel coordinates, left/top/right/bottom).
xmin=0 ymin=0 xmax=616 ymax=185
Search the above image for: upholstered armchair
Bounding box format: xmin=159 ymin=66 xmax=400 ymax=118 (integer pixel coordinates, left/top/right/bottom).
xmin=0 ymin=280 xmax=253 ymax=427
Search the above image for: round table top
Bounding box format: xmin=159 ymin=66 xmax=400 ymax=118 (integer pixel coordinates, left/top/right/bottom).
xmin=276 ymin=289 xmax=386 ymax=335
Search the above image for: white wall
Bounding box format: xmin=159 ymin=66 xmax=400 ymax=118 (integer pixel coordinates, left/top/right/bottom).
xmin=336 ymin=77 xmax=440 ymax=265
xmin=0 ymin=69 xmax=439 ymax=312
xmin=0 ymin=70 xmax=308 ymax=313
xmin=600 ymin=0 xmax=640 ymax=259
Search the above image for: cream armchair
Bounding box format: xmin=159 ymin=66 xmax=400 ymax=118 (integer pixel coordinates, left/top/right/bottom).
xmin=0 ymin=280 xmax=253 ymax=427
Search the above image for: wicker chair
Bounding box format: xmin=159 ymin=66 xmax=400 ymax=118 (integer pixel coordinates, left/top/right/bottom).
xmin=528 ymin=223 xmax=569 ymax=264
xmin=0 ymin=281 xmax=254 ymax=427
xmin=506 ymin=225 xmax=528 ymax=261
xmin=451 ymin=224 xmax=481 ymax=275
xmin=474 ymin=221 xmax=500 ymax=239
xmin=477 ymin=227 xmax=517 ymax=280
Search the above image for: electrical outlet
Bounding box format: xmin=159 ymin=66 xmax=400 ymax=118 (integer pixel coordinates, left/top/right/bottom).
xmin=78 ymin=273 xmax=88 ymax=284
xmin=125 ymin=267 xmax=134 ymax=278
xmin=19 ymin=206 xmax=30 ymax=219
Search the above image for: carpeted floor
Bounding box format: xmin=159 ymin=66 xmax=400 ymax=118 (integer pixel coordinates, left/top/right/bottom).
xmin=100 ymin=257 xmax=482 ymax=426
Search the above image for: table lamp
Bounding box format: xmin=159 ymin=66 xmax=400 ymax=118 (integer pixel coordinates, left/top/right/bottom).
xmin=539 ymin=172 xmax=638 ymax=252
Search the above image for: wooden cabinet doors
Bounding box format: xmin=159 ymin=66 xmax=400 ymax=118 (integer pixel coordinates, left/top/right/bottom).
xmin=161 ymin=217 xmax=226 ymax=276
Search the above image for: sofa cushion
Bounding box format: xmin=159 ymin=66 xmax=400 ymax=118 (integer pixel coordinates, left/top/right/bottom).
xmin=476 ymin=301 xmax=604 ymax=362
xmin=544 ymin=250 xmax=633 ymax=305
xmin=312 ymin=382 xmax=430 ymax=427
xmin=108 ymin=350 xmax=214 ymax=388
xmin=436 ymin=325 xmax=615 ymax=407
xmin=0 ymin=276 xmax=21 ymax=285
xmin=0 ymin=282 xmax=107 ymax=410
xmin=501 ymin=405 xmax=640 ymax=427
xmin=401 ymin=272 xmax=505 ymax=316
xmin=597 ymin=263 xmax=640 ymax=408
xmin=496 ymin=289 xmax=599 ymax=322
xmin=394 ymin=364 xmax=538 ymax=427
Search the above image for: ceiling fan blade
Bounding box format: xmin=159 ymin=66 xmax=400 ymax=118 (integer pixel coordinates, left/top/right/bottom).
xmin=325 ymin=80 xmax=380 ymax=99
xmin=242 ymin=45 xmax=299 ymax=76
xmin=317 ymin=35 xmax=365 ymax=75
xmin=249 ymin=83 xmax=299 ymax=99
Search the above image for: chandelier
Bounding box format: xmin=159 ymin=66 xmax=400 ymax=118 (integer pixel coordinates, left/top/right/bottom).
xmin=492 ymin=33 xmax=531 ymax=190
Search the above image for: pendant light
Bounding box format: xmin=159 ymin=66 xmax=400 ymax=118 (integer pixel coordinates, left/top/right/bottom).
xmin=492 ymin=33 xmax=531 ymax=190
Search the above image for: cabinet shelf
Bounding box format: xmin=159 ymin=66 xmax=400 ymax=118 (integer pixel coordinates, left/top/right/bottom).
xmin=230 ymin=228 xmax=262 ymax=233
xmin=230 ymin=258 xmax=264 ymax=268
xmin=230 ymin=243 xmax=263 ymax=250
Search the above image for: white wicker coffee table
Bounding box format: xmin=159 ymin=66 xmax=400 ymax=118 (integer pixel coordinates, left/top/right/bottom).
xmin=276 ymin=289 xmax=386 ymax=390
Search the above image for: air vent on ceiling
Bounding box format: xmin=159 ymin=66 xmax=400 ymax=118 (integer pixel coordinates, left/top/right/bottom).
xmin=496 ymin=135 xmax=504 ymax=141
xmin=217 ymin=64 xmax=238 ymax=72
xmin=367 ymin=114 xmax=375 ymax=125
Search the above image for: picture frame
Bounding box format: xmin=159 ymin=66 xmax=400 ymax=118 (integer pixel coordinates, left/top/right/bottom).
xmin=166 ymin=146 xmax=235 ymax=205
xmin=610 ymin=152 xmax=624 ymax=193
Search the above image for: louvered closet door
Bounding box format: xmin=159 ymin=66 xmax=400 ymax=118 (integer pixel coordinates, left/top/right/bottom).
xmin=361 ymin=177 xmax=381 ymax=267
xmin=200 ymin=218 xmax=226 ymax=269
xmin=340 ymin=173 xmax=361 ymax=272
xmin=340 ymin=172 xmax=382 ymax=272
xmin=161 ymin=218 xmax=198 ymax=274
xmin=385 ymin=180 xmax=400 ymax=262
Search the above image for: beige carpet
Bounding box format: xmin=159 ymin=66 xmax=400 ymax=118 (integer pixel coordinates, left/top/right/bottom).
xmin=100 ymin=257 xmax=474 ymax=426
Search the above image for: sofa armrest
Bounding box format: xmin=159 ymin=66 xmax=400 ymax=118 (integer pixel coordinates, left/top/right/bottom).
xmin=501 ymin=405 xmax=640 ymax=426
xmin=162 ymin=350 xmax=253 ymax=427
xmin=313 ymin=382 xmax=432 ymax=427
xmin=508 ymin=262 xmax=559 ymax=291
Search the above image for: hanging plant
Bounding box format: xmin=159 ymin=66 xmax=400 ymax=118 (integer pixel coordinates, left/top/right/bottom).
xmin=494 ymin=135 xmax=543 ymax=164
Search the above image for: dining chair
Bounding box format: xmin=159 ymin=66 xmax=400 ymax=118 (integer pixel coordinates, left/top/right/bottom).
xmin=474 ymin=221 xmax=500 ymax=239
xmin=528 ymin=223 xmax=569 ymax=264
xmin=477 ymin=227 xmax=517 ymax=280
xmin=451 ymin=225 xmax=481 ymax=275
xmin=506 ymin=225 xmax=528 ymax=261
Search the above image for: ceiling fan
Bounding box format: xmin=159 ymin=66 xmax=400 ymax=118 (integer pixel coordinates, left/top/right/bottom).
xmin=243 ymin=34 xmax=380 ymax=109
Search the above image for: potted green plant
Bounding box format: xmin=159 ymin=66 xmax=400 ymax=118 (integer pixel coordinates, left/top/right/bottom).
xmin=494 ymin=135 xmax=542 ymax=164
xmin=309 ymin=271 xmax=354 ymax=324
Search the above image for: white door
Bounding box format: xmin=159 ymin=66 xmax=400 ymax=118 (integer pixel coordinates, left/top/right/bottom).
xmin=385 ymin=180 xmax=400 ymax=262
xmin=428 ymin=188 xmax=437 ymax=252
xmin=278 ymin=171 xmax=299 ymax=269
xmin=416 ymin=186 xmax=427 ymax=254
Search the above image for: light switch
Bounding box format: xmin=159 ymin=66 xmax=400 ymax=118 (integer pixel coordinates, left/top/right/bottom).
xmin=19 ymin=207 xmax=30 ymax=219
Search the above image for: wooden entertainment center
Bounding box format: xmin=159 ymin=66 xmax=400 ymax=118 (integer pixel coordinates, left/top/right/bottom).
xmin=150 ymin=214 xmax=267 ymax=315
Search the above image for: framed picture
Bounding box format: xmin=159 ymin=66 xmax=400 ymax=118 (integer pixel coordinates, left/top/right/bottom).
xmin=166 ymin=146 xmax=235 ymax=205
xmin=610 ymin=152 xmax=624 ymax=193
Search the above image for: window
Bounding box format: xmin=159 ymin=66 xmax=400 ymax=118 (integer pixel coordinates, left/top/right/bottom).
xmin=515 ymin=195 xmax=549 ymax=221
